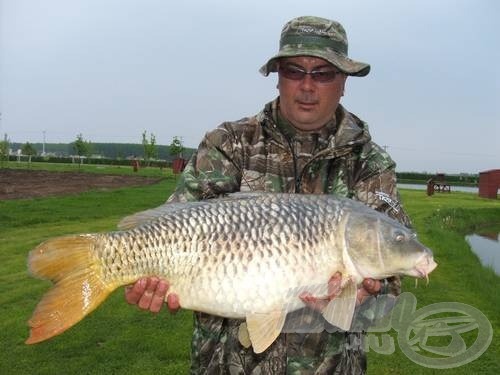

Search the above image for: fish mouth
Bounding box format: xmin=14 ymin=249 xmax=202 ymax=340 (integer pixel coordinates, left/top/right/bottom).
xmin=408 ymin=253 xmax=438 ymax=280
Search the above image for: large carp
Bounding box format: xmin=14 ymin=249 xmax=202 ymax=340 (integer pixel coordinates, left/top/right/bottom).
xmin=26 ymin=193 xmax=437 ymax=352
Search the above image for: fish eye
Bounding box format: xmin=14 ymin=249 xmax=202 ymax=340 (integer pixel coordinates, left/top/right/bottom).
xmin=394 ymin=231 xmax=406 ymax=242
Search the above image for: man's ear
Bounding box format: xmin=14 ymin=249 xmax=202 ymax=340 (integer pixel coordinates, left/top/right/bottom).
xmin=341 ymin=76 xmax=348 ymax=96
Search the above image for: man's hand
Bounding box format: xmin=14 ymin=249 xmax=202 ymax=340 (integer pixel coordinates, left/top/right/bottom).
xmin=299 ymin=272 xmax=343 ymax=311
xmin=125 ymin=277 xmax=180 ymax=313
xmin=299 ymin=273 xmax=382 ymax=311
xmin=357 ymin=278 xmax=381 ymax=305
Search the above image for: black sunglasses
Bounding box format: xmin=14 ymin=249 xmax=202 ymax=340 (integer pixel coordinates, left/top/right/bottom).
xmin=278 ymin=65 xmax=340 ymax=83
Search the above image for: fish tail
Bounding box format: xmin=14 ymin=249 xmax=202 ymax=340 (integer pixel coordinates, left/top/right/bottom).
xmin=26 ymin=235 xmax=113 ymax=344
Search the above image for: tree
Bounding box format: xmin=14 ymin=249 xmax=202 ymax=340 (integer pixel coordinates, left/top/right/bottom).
xmin=169 ymin=136 xmax=185 ymax=159
xmin=169 ymin=136 xmax=186 ymax=174
xmin=22 ymin=142 xmax=37 ymax=156
xmin=21 ymin=142 xmax=38 ymax=166
xmin=72 ymin=134 xmax=92 ymax=167
xmin=0 ymin=138 xmax=9 ymax=167
xmin=142 ymin=131 xmax=158 ymax=166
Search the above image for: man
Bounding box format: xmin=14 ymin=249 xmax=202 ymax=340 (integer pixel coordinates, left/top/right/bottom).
xmin=126 ymin=16 xmax=410 ymax=373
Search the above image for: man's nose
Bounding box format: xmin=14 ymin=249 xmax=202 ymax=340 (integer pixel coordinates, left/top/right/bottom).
xmin=299 ymin=74 xmax=316 ymax=91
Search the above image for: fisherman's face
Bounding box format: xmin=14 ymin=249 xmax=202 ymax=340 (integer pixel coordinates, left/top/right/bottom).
xmin=277 ymin=56 xmax=347 ymax=132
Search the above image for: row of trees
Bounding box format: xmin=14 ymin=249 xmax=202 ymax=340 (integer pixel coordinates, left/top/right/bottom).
xmin=140 ymin=132 xmax=185 ymax=165
xmin=3 ymin=132 xmax=185 ymax=164
xmin=2 ymin=134 xmax=43 ymax=165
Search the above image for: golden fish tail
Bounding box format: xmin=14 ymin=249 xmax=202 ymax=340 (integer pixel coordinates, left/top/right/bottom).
xmin=26 ymin=235 xmax=114 ymax=344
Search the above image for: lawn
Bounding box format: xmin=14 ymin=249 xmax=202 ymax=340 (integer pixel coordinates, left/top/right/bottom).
xmin=2 ymin=160 xmax=168 ymax=177
xmin=366 ymin=190 xmax=500 ymax=374
xmin=0 ymin=171 xmax=192 ymax=374
xmin=1 ymin=165 xmax=499 ymax=374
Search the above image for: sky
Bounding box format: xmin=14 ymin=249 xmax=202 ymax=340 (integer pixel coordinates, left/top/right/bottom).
xmin=1 ymin=0 xmax=499 ymax=174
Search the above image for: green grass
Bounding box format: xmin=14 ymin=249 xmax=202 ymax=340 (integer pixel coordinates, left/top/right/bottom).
xmin=367 ymin=190 xmax=500 ymax=374
xmin=2 ymin=160 xmax=170 ymax=177
xmin=0 ymin=172 xmax=192 ymax=374
xmin=1 ymin=166 xmax=499 ymax=374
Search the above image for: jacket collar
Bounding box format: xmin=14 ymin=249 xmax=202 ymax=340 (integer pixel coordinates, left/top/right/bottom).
xmin=260 ymin=98 xmax=371 ymax=159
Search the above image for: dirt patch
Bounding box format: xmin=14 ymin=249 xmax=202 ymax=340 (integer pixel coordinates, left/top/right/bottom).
xmin=0 ymin=169 xmax=163 ymax=200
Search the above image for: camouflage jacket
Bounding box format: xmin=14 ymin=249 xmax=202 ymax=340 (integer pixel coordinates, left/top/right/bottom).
xmin=168 ymin=99 xmax=411 ymax=374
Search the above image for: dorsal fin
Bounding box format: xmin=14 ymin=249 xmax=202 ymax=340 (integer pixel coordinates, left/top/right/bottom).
xmin=117 ymin=201 xmax=208 ymax=230
xmin=224 ymin=192 xmax=270 ymax=199
xmin=117 ymin=192 xmax=270 ymax=230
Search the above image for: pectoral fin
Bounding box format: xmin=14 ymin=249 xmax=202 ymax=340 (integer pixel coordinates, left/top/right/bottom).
xmin=321 ymin=279 xmax=357 ymax=331
xmin=245 ymin=310 xmax=287 ymax=353
xmin=237 ymin=322 xmax=252 ymax=349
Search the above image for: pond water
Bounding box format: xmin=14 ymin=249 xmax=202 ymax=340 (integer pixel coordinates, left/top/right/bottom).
xmin=465 ymin=232 xmax=500 ymax=275
xmin=398 ymin=183 xmax=479 ymax=194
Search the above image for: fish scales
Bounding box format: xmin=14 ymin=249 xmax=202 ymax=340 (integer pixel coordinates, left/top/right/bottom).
xmin=94 ymin=195 xmax=342 ymax=317
xmin=26 ymin=193 xmax=437 ymax=352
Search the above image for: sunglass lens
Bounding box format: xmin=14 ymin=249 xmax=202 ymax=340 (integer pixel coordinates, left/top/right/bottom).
xmin=279 ymin=67 xmax=305 ymax=80
xmin=278 ymin=66 xmax=338 ymax=82
xmin=311 ymin=71 xmax=337 ymax=83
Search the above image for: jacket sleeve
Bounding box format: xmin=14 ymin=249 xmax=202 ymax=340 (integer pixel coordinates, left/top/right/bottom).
xmin=351 ymin=141 xmax=412 ymax=228
xmin=353 ymin=168 xmax=406 ymax=292
xmin=167 ymin=124 xmax=243 ymax=203
xmin=349 ymin=143 xmax=410 ymax=329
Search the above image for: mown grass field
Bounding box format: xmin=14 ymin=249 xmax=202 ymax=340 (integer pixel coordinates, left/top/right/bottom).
xmin=1 ymin=164 xmax=499 ymax=374
xmin=367 ymin=190 xmax=500 ymax=374
xmin=2 ymin=160 xmax=168 ymax=177
xmin=1 ymin=166 xmax=192 ymax=374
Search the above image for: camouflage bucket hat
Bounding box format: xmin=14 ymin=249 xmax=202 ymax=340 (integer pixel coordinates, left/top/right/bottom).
xmin=260 ymin=16 xmax=370 ymax=77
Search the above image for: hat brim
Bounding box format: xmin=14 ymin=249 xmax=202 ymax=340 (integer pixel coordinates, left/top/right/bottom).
xmin=259 ymin=46 xmax=370 ymax=77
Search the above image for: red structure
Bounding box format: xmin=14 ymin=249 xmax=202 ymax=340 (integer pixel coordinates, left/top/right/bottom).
xmin=172 ymin=158 xmax=187 ymax=174
xmin=433 ymin=173 xmax=451 ymax=193
xmin=426 ymin=173 xmax=451 ymax=195
xmin=131 ymin=159 xmax=140 ymax=172
xmin=479 ymin=169 xmax=500 ymax=199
